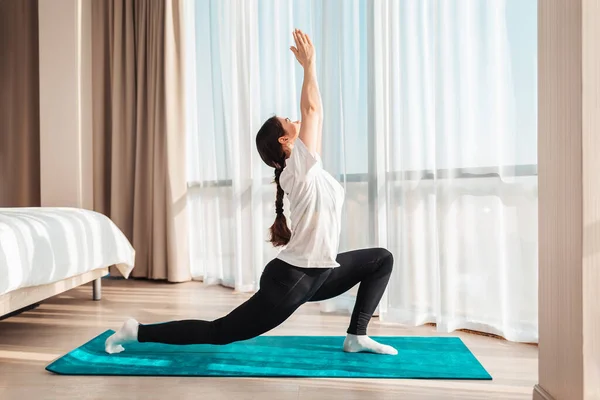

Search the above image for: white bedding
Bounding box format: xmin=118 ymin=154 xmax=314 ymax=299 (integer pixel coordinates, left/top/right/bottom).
xmin=0 ymin=208 xmax=135 ymax=296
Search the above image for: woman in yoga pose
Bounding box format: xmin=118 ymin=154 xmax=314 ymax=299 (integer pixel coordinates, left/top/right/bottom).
xmin=105 ymin=29 xmax=397 ymax=356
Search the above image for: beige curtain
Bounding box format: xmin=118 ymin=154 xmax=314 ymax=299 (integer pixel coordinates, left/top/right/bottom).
xmin=91 ymin=0 xmax=189 ymax=282
xmin=0 ymin=0 xmax=40 ymax=207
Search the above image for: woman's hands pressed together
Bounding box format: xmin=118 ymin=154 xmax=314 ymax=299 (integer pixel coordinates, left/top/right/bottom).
xmin=290 ymin=29 xmax=315 ymax=69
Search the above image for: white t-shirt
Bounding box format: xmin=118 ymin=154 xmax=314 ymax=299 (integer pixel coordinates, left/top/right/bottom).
xmin=276 ymin=138 xmax=345 ymax=268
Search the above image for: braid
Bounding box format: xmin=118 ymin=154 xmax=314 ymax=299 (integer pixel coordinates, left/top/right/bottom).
xmin=274 ymin=167 xmax=284 ymax=216
xmin=269 ymin=161 xmax=291 ymax=247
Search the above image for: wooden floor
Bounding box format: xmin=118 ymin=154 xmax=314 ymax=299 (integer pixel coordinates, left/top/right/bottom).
xmin=0 ymin=279 xmax=538 ymax=400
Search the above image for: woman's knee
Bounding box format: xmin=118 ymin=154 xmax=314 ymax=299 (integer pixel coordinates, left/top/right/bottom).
xmin=375 ymin=248 xmax=394 ymax=273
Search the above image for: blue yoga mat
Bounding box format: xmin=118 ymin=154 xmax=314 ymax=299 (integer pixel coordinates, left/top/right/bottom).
xmin=46 ymin=330 xmax=491 ymax=379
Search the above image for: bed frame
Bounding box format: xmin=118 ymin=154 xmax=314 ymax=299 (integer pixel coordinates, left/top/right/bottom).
xmin=0 ymin=268 xmax=107 ymax=317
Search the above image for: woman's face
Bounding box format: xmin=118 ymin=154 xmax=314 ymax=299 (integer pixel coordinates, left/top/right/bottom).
xmin=277 ymin=117 xmax=301 ymax=145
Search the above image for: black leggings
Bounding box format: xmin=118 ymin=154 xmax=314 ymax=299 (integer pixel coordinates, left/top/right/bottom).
xmin=138 ymin=248 xmax=393 ymax=345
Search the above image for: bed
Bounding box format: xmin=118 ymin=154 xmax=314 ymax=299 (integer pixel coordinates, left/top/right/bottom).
xmin=0 ymin=208 xmax=135 ymax=317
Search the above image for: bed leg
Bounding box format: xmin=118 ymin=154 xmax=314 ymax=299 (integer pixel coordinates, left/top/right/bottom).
xmin=93 ymin=278 xmax=102 ymax=301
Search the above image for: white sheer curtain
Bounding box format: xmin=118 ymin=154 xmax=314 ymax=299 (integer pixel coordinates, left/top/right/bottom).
xmin=185 ymin=0 xmax=538 ymax=343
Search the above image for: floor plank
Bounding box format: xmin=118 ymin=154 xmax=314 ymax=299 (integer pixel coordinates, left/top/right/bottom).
xmin=0 ymin=279 xmax=538 ymax=400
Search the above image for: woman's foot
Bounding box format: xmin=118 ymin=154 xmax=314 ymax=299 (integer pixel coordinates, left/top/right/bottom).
xmin=343 ymin=334 xmax=398 ymax=355
xmin=105 ymin=318 xmax=139 ymax=354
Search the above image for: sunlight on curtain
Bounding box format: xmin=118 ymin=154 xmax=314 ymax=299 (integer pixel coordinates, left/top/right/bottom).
xmin=373 ymin=0 xmax=538 ymax=342
xmin=185 ymin=0 xmax=538 ymax=342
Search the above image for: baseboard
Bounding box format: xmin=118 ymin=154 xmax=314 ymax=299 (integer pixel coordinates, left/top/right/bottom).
xmin=533 ymin=385 xmax=555 ymax=400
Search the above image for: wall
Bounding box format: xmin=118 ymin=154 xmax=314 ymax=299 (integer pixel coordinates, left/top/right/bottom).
xmin=536 ymin=0 xmax=600 ymax=399
xmin=38 ymin=0 xmax=93 ymax=209
xmin=581 ymin=0 xmax=600 ymax=395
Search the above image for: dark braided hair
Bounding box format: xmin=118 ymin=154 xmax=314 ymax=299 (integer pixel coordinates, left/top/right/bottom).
xmin=256 ymin=116 xmax=292 ymax=247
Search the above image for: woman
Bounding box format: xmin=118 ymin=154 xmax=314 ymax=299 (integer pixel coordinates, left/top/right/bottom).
xmin=105 ymin=29 xmax=397 ymax=356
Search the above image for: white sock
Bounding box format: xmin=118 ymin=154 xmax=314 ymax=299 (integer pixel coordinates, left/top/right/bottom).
xmin=343 ymin=334 xmax=398 ymax=355
xmin=105 ymin=318 xmax=139 ymax=354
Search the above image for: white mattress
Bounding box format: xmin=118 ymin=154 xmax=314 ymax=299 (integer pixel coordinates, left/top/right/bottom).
xmin=0 ymin=207 xmax=135 ymax=296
